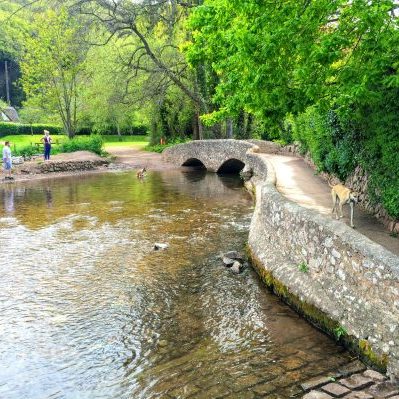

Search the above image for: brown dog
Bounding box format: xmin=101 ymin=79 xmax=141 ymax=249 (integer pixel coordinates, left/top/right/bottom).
xmin=329 ymin=180 xmax=359 ymax=228
xmin=136 ymin=167 xmax=147 ymax=179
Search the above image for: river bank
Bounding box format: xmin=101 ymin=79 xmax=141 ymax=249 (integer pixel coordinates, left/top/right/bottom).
xmin=0 ymin=147 xmax=174 ymax=185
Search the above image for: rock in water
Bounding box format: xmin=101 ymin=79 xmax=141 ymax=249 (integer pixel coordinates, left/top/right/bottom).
xmin=154 ymin=243 xmax=169 ymax=250
xmin=224 ymin=251 xmax=245 ymax=261
xmin=231 ymin=261 xmax=243 ymax=274
xmin=222 ymin=257 xmax=235 ymax=267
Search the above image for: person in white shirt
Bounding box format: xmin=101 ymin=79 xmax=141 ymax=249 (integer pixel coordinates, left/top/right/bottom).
xmin=2 ymin=141 xmax=13 ymax=180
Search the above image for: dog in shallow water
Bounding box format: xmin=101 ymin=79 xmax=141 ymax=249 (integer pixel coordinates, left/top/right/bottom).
xmin=136 ymin=167 xmax=147 ymax=179
xmin=329 ymin=179 xmax=359 ymax=228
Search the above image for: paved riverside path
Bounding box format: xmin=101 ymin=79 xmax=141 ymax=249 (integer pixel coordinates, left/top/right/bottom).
xmin=261 ymin=153 xmax=399 ymax=256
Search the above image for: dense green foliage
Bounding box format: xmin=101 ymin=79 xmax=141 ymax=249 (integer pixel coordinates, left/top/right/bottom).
xmin=187 ymin=0 xmax=399 ymax=218
xmin=58 ymin=135 xmax=104 ymax=156
xmin=145 ymin=137 xmax=189 ymax=153
xmin=0 ymin=122 xmax=63 ymax=136
xmin=20 ymin=8 xmax=89 ymax=138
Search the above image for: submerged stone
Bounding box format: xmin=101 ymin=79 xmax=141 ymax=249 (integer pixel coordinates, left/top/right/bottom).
xmin=222 ymin=256 xmax=235 ymax=267
xmin=231 ymin=261 xmax=243 ymax=274
xmin=154 ymin=243 xmax=169 ymax=250
xmin=224 ymin=250 xmax=245 ymax=261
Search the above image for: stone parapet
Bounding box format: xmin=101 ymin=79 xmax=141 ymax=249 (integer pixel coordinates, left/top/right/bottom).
xmin=163 ymin=139 xmax=255 ymax=172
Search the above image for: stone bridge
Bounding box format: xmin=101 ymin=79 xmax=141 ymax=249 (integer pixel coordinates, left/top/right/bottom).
xmin=162 ymin=139 xmax=255 ymax=173
xmin=163 ymin=139 xmax=399 ymax=380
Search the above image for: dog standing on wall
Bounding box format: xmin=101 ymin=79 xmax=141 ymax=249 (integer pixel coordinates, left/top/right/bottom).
xmin=329 ymin=180 xmax=359 ymax=228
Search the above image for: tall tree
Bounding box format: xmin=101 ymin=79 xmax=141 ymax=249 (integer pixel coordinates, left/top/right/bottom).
xmin=20 ymin=7 xmax=89 ymax=137
xmin=71 ymin=0 xmax=206 ymax=138
xmin=0 ymin=1 xmax=28 ymax=105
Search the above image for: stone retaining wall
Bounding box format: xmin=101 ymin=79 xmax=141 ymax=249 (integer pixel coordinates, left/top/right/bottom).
xmin=164 ymin=140 xmax=399 ymax=379
xmin=34 ymin=159 xmax=109 ymax=174
xmin=249 ymin=160 xmax=399 ymax=379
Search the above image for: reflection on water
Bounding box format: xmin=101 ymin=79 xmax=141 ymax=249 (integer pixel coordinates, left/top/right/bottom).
xmin=0 ymin=171 xmax=351 ymax=399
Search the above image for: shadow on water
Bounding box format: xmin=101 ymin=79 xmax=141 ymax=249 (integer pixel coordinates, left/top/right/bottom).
xmin=0 ymin=170 xmax=352 ymax=399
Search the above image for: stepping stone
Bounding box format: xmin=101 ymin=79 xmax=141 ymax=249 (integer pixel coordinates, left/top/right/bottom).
xmin=367 ymin=381 xmax=399 ymax=398
xmin=340 ymin=374 xmax=374 ymax=390
xmin=301 ymin=376 xmax=333 ymax=392
xmin=338 ymin=361 xmax=367 ymax=378
xmin=321 ymin=382 xmax=351 ymax=397
xmin=342 ymin=392 xmax=373 ymax=399
xmin=362 ymin=369 xmax=386 ymax=382
xmin=303 ymin=390 xmax=333 ymax=399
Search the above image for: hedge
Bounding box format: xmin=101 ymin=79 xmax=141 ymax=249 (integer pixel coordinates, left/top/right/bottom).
xmin=0 ymin=122 xmax=148 ymax=137
xmin=0 ymin=122 xmax=64 ymax=136
xmin=75 ymin=125 xmax=148 ymax=136
xmin=58 ymin=135 xmax=104 ymax=156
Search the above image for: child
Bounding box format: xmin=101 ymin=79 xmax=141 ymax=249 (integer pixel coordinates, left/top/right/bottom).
xmin=2 ymin=141 xmax=13 ymax=180
xmin=42 ymin=129 xmax=52 ymax=160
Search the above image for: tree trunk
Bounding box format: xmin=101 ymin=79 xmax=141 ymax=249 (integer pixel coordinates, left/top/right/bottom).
xmin=237 ymin=110 xmax=245 ymax=138
xmin=226 ymin=118 xmax=233 ymax=139
xmin=246 ymin=113 xmax=253 ymax=138
xmin=193 ymin=112 xmax=200 ymax=140
xmin=116 ymin=122 xmax=121 ymax=140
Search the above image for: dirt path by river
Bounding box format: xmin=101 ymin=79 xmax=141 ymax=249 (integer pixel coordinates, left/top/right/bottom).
xmin=106 ymin=145 xmax=175 ymax=170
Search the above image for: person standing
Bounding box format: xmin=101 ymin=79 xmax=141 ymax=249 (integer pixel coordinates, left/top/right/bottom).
xmin=2 ymin=141 xmax=13 ymax=180
xmin=42 ymin=130 xmax=52 ymax=160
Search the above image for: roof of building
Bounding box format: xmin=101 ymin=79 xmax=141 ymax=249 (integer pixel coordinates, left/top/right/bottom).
xmin=0 ymin=106 xmax=20 ymax=122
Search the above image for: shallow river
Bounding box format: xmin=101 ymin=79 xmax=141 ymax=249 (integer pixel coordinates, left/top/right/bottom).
xmin=0 ymin=171 xmax=352 ymax=399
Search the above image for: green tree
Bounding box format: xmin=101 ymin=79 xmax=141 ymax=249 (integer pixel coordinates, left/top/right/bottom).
xmin=0 ymin=1 xmax=29 ymax=105
xmin=70 ymin=0 xmax=207 ymax=139
xmin=20 ymin=7 xmax=89 ymax=137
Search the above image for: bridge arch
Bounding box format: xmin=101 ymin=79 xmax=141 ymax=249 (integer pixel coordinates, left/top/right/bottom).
xmin=217 ymin=158 xmax=245 ymax=174
xmin=181 ymin=158 xmax=206 ymax=169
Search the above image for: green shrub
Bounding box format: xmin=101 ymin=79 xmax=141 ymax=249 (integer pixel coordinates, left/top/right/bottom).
xmin=13 ymin=145 xmax=38 ymax=158
xmin=75 ymin=124 xmax=148 ymax=136
xmin=145 ymin=137 xmax=189 ymax=153
xmin=293 ymin=106 xmax=333 ymax=172
xmin=58 ymin=135 xmax=104 ymax=156
xmin=291 ymin=104 xmax=399 ymax=219
xmin=0 ymin=122 xmax=63 ymax=136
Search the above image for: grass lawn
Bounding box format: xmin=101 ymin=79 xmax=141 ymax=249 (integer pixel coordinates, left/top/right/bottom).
xmin=102 ymin=135 xmax=149 ymax=150
xmin=1 ymin=134 xmax=149 ymax=152
xmin=0 ymin=135 xmax=67 ymax=154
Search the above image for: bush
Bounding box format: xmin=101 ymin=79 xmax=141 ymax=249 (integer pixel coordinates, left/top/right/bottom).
xmin=75 ymin=124 xmax=148 ymax=136
xmin=292 ymin=104 xmax=399 ymax=219
xmin=13 ymin=145 xmax=38 ymax=158
xmin=145 ymin=137 xmax=189 ymax=153
xmin=58 ymin=135 xmax=104 ymax=156
xmin=0 ymin=122 xmax=63 ymax=136
xmin=293 ymin=106 xmax=334 ymax=172
xmin=130 ymin=125 xmax=148 ymax=135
